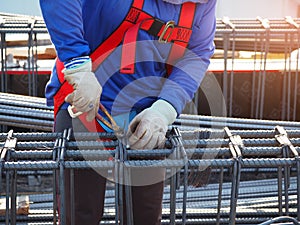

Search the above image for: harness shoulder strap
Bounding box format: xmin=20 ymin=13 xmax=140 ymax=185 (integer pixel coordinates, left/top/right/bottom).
xmin=166 ymin=2 xmax=196 ymax=75
xmin=53 ymin=0 xmax=145 ymax=119
xmin=91 ymin=0 xmax=147 ymax=71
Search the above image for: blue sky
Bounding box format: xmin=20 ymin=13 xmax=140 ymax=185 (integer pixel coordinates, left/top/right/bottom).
xmin=0 ymin=0 xmax=42 ymax=16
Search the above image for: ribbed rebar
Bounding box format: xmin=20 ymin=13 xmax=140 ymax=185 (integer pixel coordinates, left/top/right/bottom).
xmin=9 ymin=150 xmax=53 ymax=159
xmin=0 ymin=97 xmax=51 ymax=110
xmin=124 ymin=159 xmax=235 ymax=168
xmin=0 ymin=90 xmax=300 ymax=224
xmin=7 ymin=146 xmax=289 ymax=161
xmin=64 ymin=160 xmax=114 ymax=169
xmin=14 ymin=141 xmax=55 ymax=149
xmin=3 ymin=161 xmax=58 ymax=170
xmin=180 ymin=137 xmax=300 ymax=148
xmin=0 ymin=106 xmax=53 ymax=119
xmin=175 ymin=118 xmax=300 ymax=130
xmin=67 ymin=140 xmax=118 ymax=149
xmin=3 ymin=91 xmax=300 ymax=132
xmin=0 ymin=121 xmax=52 ymax=131
xmin=0 ymin=92 xmax=47 ymax=104
xmin=4 ymin=158 xmax=278 ymax=170
xmin=7 ymin=140 xmax=118 ymax=150
xmin=181 ymin=129 xmax=300 ymax=139
xmin=179 ymin=114 xmax=300 ymax=128
xmin=0 ymin=132 xmax=60 ymax=141
xmin=0 ymin=131 xmax=117 ymax=141
xmin=0 ymin=115 xmax=53 ymax=128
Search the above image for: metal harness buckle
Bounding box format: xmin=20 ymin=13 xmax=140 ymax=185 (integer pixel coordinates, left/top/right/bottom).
xmin=158 ymin=20 xmax=175 ymax=43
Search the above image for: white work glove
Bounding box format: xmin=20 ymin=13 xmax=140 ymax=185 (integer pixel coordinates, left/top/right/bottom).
xmin=63 ymin=59 xmax=102 ymax=121
xmin=127 ymin=100 xmax=177 ymax=150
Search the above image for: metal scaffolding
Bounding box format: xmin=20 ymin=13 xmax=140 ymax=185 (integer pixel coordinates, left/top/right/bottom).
xmin=0 ymin=13 xmax=51 ymax=96
xmin=214 ymin=17 xmax=300 ymax=120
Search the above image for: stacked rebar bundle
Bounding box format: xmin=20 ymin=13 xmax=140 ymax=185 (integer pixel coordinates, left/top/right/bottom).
xmin=1 ymin=121 xmax=300 ymax=224
xmin=3 ymin=91 xmax=300 ymax=133
xmin=0 ymin=92 xmax=54 ymax=131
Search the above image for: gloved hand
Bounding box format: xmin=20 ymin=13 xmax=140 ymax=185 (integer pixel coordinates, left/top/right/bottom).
xmin=63 ymin=59 xmax=102 ymax=121
xmin=127 ymin=100 xmax=177 ymax=150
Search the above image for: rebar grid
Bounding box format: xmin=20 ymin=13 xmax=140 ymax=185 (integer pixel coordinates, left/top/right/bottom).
xmin=0 ymin=123 xmax=300 ymax=225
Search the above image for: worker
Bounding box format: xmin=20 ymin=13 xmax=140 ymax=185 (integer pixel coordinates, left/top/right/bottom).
xmin=39 ymin=0 xmax=216 ymax=224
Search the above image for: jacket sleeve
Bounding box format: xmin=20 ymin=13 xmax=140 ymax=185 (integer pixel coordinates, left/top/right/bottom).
xmin=39 ymin=0 xmax=90 ymax=62
xmin=159 ymin=0 xmax=217 ymax=114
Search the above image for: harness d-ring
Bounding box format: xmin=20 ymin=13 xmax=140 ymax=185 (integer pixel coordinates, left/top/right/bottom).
xmin=158 ymin=20 xmax=175 ymax=43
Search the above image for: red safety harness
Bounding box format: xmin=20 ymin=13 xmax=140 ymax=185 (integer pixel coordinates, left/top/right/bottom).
xmin=53 ymin=0 xmax=196 ymax=131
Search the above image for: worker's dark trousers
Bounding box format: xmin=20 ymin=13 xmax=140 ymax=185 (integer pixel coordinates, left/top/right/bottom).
xmin=55 ymin=109 xmax=165 ymax=225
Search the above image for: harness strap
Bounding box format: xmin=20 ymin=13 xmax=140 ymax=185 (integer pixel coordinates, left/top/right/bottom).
xmin=91 ymin=3 xmax=148 ymax=71
xmin=120 ymin=2 xmax=196 ymax=74
xmin=120 ymin=22 xmax=143 ymax=74
xmin=53 ymin=59 xmax=73 ymax=118
xmin=166 ymin=2 xmax=196 ymax=75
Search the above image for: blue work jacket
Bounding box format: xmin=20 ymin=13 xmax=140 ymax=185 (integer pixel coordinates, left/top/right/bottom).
xmin=40 ymin=0 xmax=216 ymax=117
